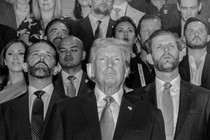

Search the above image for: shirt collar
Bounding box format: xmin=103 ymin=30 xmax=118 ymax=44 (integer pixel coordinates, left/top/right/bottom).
xmin=62 ymin=69 xmax=83 ymax=83
xmin=28 ymin=83 xmax=54 ymax=97
xmin=94 ymin=86 xmax=123 ymax=106
xmin=188 ymin=52 xmax=207 ymax=62
xmin=89 ymin=14 xmax=110 ymax=23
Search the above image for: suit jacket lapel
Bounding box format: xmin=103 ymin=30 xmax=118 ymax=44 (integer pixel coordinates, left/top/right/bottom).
xmin=80 ymin=93 xmax=101 ymax=140
xmin=142 ymin=81 xmax=157 ymax=107
xmin=78 ymin=72 xmax=88 ymax=96
xmin=113 ymin=93 xmax=136 ymax=140
xmin=81 ymin=17 xmax=94 ymax=40
xmin=16 ymin=92 xmax=31 ymax=140
xmin=201 ymin=54 xmax=210 ymax=85
xmin=106 ymin=18 xmax=115 ymax=37
xmin=54 ymin=72 xmax=65 ymax=96
xmin=181 ymin=55 xmax=190 ymax=82
xmin=174 ymin=80 xmax=191 ymax=139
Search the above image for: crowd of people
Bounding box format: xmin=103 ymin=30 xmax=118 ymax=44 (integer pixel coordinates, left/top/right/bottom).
xmin=0 ymin=0 xmax=210 ymax=140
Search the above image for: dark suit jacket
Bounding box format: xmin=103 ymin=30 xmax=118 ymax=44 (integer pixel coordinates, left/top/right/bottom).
xmin=0 ymin=24 xmax=17 ymax=52
xmin=53 ymin=71 xmax=94 ymax=96
xmin=0 ymin=89 xmax=68 ymax=140
xmin=167 ymin=24 xmax=181 ymax=37
xmin=43 ymin=91 xmax=166 ymax=140
xmin=0 ymin=1 xmax=17 ymax=30
xmin=130 ymin=79 xmax=210 ymax=140
xmin=179 ymin=54 xmax=210 ymax=90
xmin=72 ymin=16 xmax=115 ymax=62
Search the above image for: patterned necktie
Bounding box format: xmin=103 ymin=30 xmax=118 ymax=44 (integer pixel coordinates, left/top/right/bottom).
xmin=100 ymin=96 xmax=115 ymax=140
xmin=31 ymin=90 xmax=45 ymax=140
xmin=162 ymin=82 xmax=174 ymax=140
xmin=95 ymin=20 xmax=102 ymax=39
xmin=66 ymin=75 xmax=76 ymax=97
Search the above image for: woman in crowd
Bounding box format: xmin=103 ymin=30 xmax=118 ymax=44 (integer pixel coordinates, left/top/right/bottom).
xmin=17 ymin=0 xmax=62 ymax=46
xmin=0 ymin=39 xmax=28 ymax=103
xmin=113 ymin=16 xmax=140 ymax=57
xmin=6 ymin=0 xmax=31 ymax=29
xmin=73 ymin=0 xmax=91 ymax=20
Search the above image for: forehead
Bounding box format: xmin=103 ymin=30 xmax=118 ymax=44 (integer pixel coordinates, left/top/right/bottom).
xmin=152 ymin=34 xmax=176 ymax=46
xmin=96 ymin=46 xmax=123 ymax=56
xmin=30 ymin=43 xmax=55 ymax=54
xmin=180 ymin=0 xmax=198 ymax=7
xmin=187 ymin=21 xmax=206 ymax=30
xmin=49 ymin=22 xmax=68 ymax=31
xmin=60 ymin=38 xmax=83 ymax=49
xmin=141 ymin=19 xmax=161 ymax=29
xmin=116 ymin=21 xmax=134 ymax=29
xmin=7 ymin=43 xmax=25 ymax=51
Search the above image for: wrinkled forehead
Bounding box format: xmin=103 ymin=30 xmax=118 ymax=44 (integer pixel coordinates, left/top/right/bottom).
xmin=179 ymin=0 xmax=199 ymax=7
xmin=186 ymin=21 xmax=206 ymax=30
xmin=152 ymin=34 xmax=177 ymax=46
xmin=60 ymin=37 xmax=83 ymax=50
xmin=30 ymin=42 xmax=56 ymax=54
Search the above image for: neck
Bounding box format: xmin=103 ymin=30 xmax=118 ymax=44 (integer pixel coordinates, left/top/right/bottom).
xmin=16 ymin=2 xmax=29 ymax=11
xmin=41 ymin=10 xmax=54 ymax=27
xmin=28 ymin=75 xmax=52 ymax=89
xmin=63 ymin=66 xmax=82 ymax=76
xmin=114 ymin=0 xmax=126 ymax=5
xmin=81 ymin=6 xmax=91 ymax=18
xmin=155 ymin=68 xmax=179 ymax=83
xmin=96 ymin=83 xmax=123 ymax=96
xmin=8 ymin=71 xmax=25 ymax=85
xmin=188 ymin=47 xmax=207 ymax=59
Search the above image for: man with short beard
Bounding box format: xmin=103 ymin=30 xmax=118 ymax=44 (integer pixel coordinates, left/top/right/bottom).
xmin=72 ymin=0 xmax=115 ymax=64
xmin=180 ymin=17 xmax=210 ymax=90
xmin=130 ymin=30 xmax=210 ymax=140
xmin=0 ymin=40 xmax=68 ymax=140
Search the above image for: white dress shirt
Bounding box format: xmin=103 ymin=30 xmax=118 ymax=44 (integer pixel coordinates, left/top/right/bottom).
xmin=188 ymin=52 xmax=206 ymax=86
xmin=29 ymin=83 xmax=54 ymax=121
xmin=62 ymin=69 xmax=83 ymax=96
xmin=156 ymin=75 xmax=181 ymax=133
xmin=95 ymin=86 xmax=123 ymax=128
xmin=89 ymin=14 xmax=110 ymax=38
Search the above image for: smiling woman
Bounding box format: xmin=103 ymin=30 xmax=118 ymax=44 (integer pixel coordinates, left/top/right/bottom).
xmin=0 ymin=39 xmax=28 ymax=103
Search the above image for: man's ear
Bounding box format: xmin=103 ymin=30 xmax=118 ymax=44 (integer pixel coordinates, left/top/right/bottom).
xmin=198 ymin=2 xmax=202 ymax=12
xmin=86 ymin=63 xmax=95 ymax=78
xmin=52 ymin=66 xmax=60 ymax=76
xmin=179 ymin=48 xmax=185 ymax=62
xmin=82 ymin=51 xmax=86 ymax=61
xmin=207 ymin=35 xmax=210 ymax=42
xmin=22 ymin=62 xmax=28 ymax=72
xmin=147 ymin=54 xmax=154 ymax=65
xmin=124 ymin=67 xmax=130 ymax=78
xmin=177 ymin=2 xmax=180 ymax=12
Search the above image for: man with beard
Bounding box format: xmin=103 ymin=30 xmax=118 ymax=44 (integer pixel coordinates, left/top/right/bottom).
xmin=0 ymin=40 xmax=68 ymax=140
xmin=130 ymin=29 xmax=210 ymax=140
xmin=179 ymin=17 xmax=210 ymax=90
xmin=72 ymin=0 xmax=115 ymax=65
xmin=53 ymin=36 xmax=94 ymax=97
xmin=43 ymin=38 xmax=166 ymax=140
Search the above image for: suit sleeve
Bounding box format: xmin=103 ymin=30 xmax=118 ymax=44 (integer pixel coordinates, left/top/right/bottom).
xmin=151 ymin=109 xmax=166 ymax=140
xmin=0 ymin=105 xmax=7 ymax=140
xmin=205 ymin=95 xmax=210 ymax=140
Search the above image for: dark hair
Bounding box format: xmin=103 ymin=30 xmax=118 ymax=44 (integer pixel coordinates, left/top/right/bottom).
xmin=113 ymin=16 xmax=138 ymax=37
xmin=146 ymin=29 xmax=183 ymax=54
xmin=24 ymin=39 xmax=59 ymax=65
xmin=184 ymin=17 xmax=209 ymax=35
xmin=177 ymin=0 xmax=201 ymax=4
xmin=73 ymin=0 xmax=83 ymax=19
xmin=45 ymin=18 xmax=70 ymax=36
xmin=0 ymin=39 xmax=28 ymax=90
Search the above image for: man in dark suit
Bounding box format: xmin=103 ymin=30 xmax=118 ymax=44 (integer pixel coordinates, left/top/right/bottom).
xmin=131 ymin=30 xmax=210 ymax=140
xmin=72 ymin=0 xmax=115 ymax=63
xmin=54 ymin=35 xmax=94 ymax=97
xmin=0 ymin=24 xmax=17 ymax=53
xmin=0 ymin=40 xmax=68 ymax=140
xmin=180 ymin=17 xmax=210 ymax=90
xmin=44 ymin=38 xmax=166 ymax=140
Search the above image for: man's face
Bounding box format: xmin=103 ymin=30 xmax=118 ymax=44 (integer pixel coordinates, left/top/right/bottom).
xmin=140 ymin=19 xmax=161 ymax=45
xmin=185 ymin=21 xmax=208 ymax=49
xmin=91 ymin=0 xmax=113 ymax=16
xmin=115 ymin=21 xmax=136 ymax=45
xmin=177 ymin=0 xmax=201 ymax=22
xmin=27 ymin=43 xmax=57 ymax=78
xmin=58 ymin=38 xmax=85 ymax=70
xmin=47 ymin=22 xmax=69 ymax=48
xmin=93 ymin=46 xmax=128 ymax=88
xmin=150 ymin=34 xmax=180 ymax=72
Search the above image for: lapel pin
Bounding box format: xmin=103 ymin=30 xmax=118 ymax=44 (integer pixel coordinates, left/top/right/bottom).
xmin=128 ymin=106 xmax=132 ymax=111
xmin=85 ymin=79 xmax=89 ymax=83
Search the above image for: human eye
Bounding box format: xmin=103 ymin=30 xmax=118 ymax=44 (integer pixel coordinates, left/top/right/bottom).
xmin=31 ymin=52 xmax=39 ymax=57
xmin=19 ymin=51 xmax=25 ymax=56
xmin=59 ymin=49 xmax=66 ymax=53
xmin=117 ymin=28 xmax=123 ymax=33
xmin=71 ymin=49 xmax=78 ymax=52
xmin=46 ymin=53 xmax=53 ymax=59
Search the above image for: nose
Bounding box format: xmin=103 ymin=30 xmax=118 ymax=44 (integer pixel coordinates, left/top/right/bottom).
xmin=40 ymin=53 xmax=45 ymax=61
xmin=66 ymin=50 xmax=72 ymax=56
xmin=164 ymin=45 xmax=169 ymax=53
xmin=107 ymin=58 xmax=113 ymax=67
xmin=187 ymin=8 xmax=192 ymax=17
xmin=124 ymin=30 xmax=128 ymax=37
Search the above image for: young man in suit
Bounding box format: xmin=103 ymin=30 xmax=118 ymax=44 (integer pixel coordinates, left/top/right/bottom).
xmin=53 ymin=35 xmax=94 ymax=97
xmin=43 ymin=38 xmax=166 ymax=140
xmin=180 ymin=17 xmax=210 ymax=90
xmin=131 ymin=30 xmax=210 ymax=140
xmin=0 ymin=40 xmax=68 ymax=140
xmin=72 ymin=0 xmax=115 ymax=63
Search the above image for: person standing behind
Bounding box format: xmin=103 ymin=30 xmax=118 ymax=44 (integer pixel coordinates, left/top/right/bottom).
xmin=180 ymin=17 xmax=210 ymax=90
xmin=43 ymin=38 xmax=166 ymax=140
xmin=73 ymin=0 xmax=91 ymax=20
xmin=0 ymin=40 xmax=68 ymax=140
xmin=131 ymin=30 xmax=210 ymax=140
xmin=54 ymin=36 xmax=94 ymax=97
xmin=17 ymin=0 xmax=63 ymax=46
xmin=73 ymin=0 xmax=115 ymax=63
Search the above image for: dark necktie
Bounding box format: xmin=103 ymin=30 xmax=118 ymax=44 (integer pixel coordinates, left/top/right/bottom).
xmin=162 ymin=82 xmax=174 ymax=140
xmin=100 ymin=96 xmax=115 ymax=140
xmin=31 ymin=90 xmax=45 ymax=140
xmin=95 ymin=20 xmax=102 ymax=39
xmin=66 ymin=76 xmax=76 ymax=97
